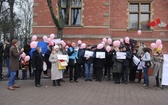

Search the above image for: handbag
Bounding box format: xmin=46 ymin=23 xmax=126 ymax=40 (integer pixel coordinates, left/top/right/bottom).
xmin=43 ymin=62 xmax=47 ymax=71
xmin=58 ymin=62 xmax=66 ymax=70
xmin=145 ymin=61 xmax=151 ymax=67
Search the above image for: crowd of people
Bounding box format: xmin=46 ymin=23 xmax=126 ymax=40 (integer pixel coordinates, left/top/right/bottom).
xmin=0 ymin=38 xmax=165 ymax=91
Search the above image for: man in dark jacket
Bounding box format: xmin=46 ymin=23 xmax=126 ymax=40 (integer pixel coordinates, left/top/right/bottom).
xmin=0 ymin=41 xmax=4 ymax=80
xmin=122 ymin=46 xmax=132 ymax=84
xmin=4 ymin=39 xmax=11 ymax=77
xmin=32 ymin=47 xmax=44 ymax=87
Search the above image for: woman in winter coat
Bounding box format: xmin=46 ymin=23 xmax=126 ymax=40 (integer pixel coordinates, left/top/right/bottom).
xmin=112 ymin=47 xmax=123 ymax=84
xmin=49 ymin=45 xmax=63 ymax=86
xmin=151 ymin=48 xmax=164 ymax=87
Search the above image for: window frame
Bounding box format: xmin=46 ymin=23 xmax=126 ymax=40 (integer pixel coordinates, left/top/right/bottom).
xmin=60 ymin=0 xmax=82 ymax=27
xmin=128 ymin=2 xmax=152 ymax=31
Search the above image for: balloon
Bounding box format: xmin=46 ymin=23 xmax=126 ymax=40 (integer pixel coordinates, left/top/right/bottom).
xmin=159 ymin=44 xmax=163 ymax=48
xmin=54 ymin=41 xmax=59 ymax=45
xmin=106 ymin=45 xmax=111 ymax=52
xmin=60 ymin=40 xmax=65 ymax=44
xmin=113 ymin=40 xmax=120 ymax=47
xmin=78 ymin=40 xmax=82 ymax=45
xmin=137 ymin=30 xmax=142 ymax=35
xmin=24 ymin=56 xmax=30 ymax=62
xmin=125 ymin=37 xmax=130 ymax=43
xmin=150 ymin=43 xmax=157 ymax=49
xmin=30 ymin=41 xmax=38 ymax=48
xmin=21 ymin=52 xmax=26 ymax=58
xmin=62 ymin=42 xmax=66 ymax=47
xmin=120 ymin=39 xmax=124 ymax=43
xmin=32 ymin=35 xmax=37 ymax=41
xmin=156 ymin=39 xmax=162 ymax=47
xmin=107 ymin=38 xmax=112 ymax=44
xmin=80 ymin=43 xmax=86 ymax=49
xmin=43 ymin=36 xmax=48 ymax=42
xmin=50 ymin=34 xmax=55 ymax=39
xmin=102 ymin=38 xmax=107 ymax=43
xmin=97 ymin=43 xmax=104 ymax=49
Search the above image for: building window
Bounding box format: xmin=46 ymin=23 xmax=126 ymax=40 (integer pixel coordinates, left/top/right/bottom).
xmin=129 ymin=3 xmax=151 ymax=30
xmin=61 ymin=0 xmax=82 ymax=26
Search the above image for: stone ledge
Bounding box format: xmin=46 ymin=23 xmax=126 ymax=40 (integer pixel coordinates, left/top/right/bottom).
xmin=33 ymin=3 xmax=38 ymax=7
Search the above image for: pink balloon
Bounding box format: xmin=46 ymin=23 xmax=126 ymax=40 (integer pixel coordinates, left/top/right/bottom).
xmin=107 ymin=38 xmax=112 ymax=44
xmin=50 ymin=34 xmax=55 ymax=39
xmin=102 ymin=38 xmax=107 ymax=43
xmin=137 ymin=30 xmax=142 ymax=35
xmin=156 ymin=39 xmax=162 ymax=47
xmin=60 ymin=40 xmax=65 ymax=44
xmin=97 ymin=43 xmax=104 ymax=49
xmin=120 ymin=39 xmax=124 ymax=43
xmin=159 ymin=44 xmax=163 ymax=48
xmin=21 ymin=52 xmax=26 ymax=58
xmin=30 ymin=41 xmax=38 ymax=48
xmin=150 ymin=43 xmax=157 ymax=48
xmin=24 ymin=56 xmax=30 ymax=62
xmin=78 ymin=40 xmax=82 ymax=45
xmin=43 ymin=36 xmax=48 ymax=42
xmin=32 ymin=35 xmax=37 ymax=41
xmin=62 ymin=42 xmax=66 ymax=47
xmin=54 ymin=41 xmax=59 ymax=45
xmin=106 ymin=45 xmax=111 ymax=52
xmin=81 ymin=43 xmax=86 ymax=49
xmin=125 ymin=37 xmax=130 ymax=43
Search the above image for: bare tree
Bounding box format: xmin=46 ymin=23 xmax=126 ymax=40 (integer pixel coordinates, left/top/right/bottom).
xmin=47 ymin=0 xmax=70 ymax=39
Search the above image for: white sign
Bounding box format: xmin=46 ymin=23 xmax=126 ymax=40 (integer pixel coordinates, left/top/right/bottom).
xmin=116 ymin=52 xmax=126 ymax=59
xmin=133 ymin=55 xmax=140 ymax=65
xmin=96 ymin=52 xmax=105 ymax=59
xmin=57 ymin=55 xmax=69 ymax=61
xmin=84 ymin=50 xmax=94 ymax=57
xmin=162 ymin=54 xmax=168 ymax=85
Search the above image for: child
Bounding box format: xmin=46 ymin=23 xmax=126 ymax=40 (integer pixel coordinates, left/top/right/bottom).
xmin=20 ymin=57 xmax=29 ymax=80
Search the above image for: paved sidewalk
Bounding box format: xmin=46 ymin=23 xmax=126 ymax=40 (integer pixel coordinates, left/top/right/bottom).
xmin=0 ymin=67 xmax=168 ymax=105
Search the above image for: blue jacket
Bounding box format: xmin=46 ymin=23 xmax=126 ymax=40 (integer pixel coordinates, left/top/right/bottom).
xmin=68 ymin=47 xmax=78 ymax=60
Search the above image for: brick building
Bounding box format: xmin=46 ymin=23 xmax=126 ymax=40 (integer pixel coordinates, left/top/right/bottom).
xmin=33 ymin=0 xmax=168 ymax=52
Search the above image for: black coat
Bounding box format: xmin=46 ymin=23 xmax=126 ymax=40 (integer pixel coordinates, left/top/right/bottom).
xmin=32 ymin=50 xmax=44 ymax=69
xmin=123 ymin=51 xmax=132 ymax=66
xmin=0 ymin=42 xmax=3 ymax=62
xmin=24 ymin=44 xmax=31 ymax=56
xmin=4 ymin=43 xmax=11 ymax=59
xmin=44 ymin=49 xmax=51 ymax=69
xmin=105 ymin=50 xmax=113 ymax=67
xmin=94 ymin=48 xmax=106 ymax=68
xmin=77 ymin=48 xmax=85 ymax=64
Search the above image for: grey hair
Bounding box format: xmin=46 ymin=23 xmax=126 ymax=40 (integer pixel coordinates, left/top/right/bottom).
xmin=36 ymin=47 xmax=41 ymax=52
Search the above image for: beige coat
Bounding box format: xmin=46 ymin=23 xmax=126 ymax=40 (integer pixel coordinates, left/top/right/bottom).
xmin=151 ymin=54 xmax=163 ymax=78
xmin=10 ymin=45 xmax=23 ymax=71
xmin=49 ymin=51 xmax=63 ymax=80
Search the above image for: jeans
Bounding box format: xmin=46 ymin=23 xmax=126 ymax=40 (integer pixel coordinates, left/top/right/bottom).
xmin=8 ymin=71 xmax=16 ymax=87
xmin=85 ymin=63 xmax=93 ymax=80
xmin=143 ymin=67 xmax=149 ymax=85
xmin=5 ymin=58 xmax=11 ymax=76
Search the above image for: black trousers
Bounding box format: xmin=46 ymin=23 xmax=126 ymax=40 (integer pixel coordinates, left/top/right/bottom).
xmin=0 ymin=61 xmax=2 ymax=78
xmin=137 ymin=70 xmax=142 ymax=82
xmin=34 ymin=69 xmax=42 ymax=85
xmin=69 ymin=63 xmax=78 ymax=81
xmin=106 ymin=66 xmax=111 ymax=80
xmin=122 ymin=66 xmax=129 ymax=82
xmin=96 ymin=67 xmax=103 ymax=81
xmin=129 ymin=66 xmax=137 ymax=82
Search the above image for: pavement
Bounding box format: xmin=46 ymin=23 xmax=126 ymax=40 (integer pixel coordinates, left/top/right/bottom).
xmin=0 ymin=67 xmax=168 ymax=105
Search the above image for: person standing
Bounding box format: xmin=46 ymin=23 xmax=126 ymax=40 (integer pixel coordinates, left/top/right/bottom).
xmin=8 ymin=39 xmax=24 ymax=90
xmin=4 ymin=39 xmax=11 ymax=77
xmin=151 ymin=48 xmax=164 ymax=87
xmin=49 ymin=45 xmax=63 ymax=86
xmin=24 ymin=40 xmax=32 ymax=78
xmin=0 ymin=41 xmax=4 ymax=80
xmin=141 ymin=48 xmax=151 ymax=87
xmin=32 ymin=47 xmax=44 ymax=87
xmin=84 ymin=45 xmax=94 ymax=81
xmin=67 ymin=42 xmax=78 ymax=83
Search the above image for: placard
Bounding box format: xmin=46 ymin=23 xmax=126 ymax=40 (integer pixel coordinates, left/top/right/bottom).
xmin=161 ymin=54 xmax=168 ymax=85
xmin=116 ymin=52 xmax=126 ymax=59
xmin=57 ymin=55 xmax=69 ymax=61
xmin=84 ymin=50 xmax=94 ymax=57
xmin=96 ymin=52 xmax=105 ymax=59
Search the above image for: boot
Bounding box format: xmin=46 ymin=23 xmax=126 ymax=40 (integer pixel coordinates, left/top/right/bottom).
xmin=57 ymin=79 xmax=61 ymax=86
xmin=53 ymin=80 xmax=56 ymax=86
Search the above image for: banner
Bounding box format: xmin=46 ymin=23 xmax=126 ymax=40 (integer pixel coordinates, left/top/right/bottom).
xmin=161 ymin=54 xmax=168 ymax=85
